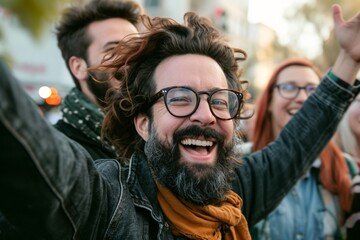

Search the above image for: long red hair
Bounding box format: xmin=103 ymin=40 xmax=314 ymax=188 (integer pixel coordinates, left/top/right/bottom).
xmin=252 ymin=58 xmax=352 ymax=212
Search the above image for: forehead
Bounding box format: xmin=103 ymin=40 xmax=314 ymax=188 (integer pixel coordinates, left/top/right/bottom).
xmin=153 ymin=54 xmax=228 ymax=90
xmin=87 ymin=18 xmax=138 ymax=48
xmin=276 ymin=65 xmax=320 ymax=85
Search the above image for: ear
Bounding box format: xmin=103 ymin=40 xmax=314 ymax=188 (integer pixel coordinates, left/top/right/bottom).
xmin=134 ymin=113 xmax=150 ymax=141
xmin=69 ymin=56 xmax=88 ymax=81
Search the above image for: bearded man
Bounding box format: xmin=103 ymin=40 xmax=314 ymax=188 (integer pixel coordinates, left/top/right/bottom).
xmin=0 ymin=4 xmax=360 ymax=240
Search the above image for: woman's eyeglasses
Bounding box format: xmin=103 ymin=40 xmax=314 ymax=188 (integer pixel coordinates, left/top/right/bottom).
xmin=274 ymin=83 xmax=317 ymax=99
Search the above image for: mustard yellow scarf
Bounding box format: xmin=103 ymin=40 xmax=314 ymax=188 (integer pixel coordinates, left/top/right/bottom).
xmin=157 ymin=183 xmax=251 ymax=240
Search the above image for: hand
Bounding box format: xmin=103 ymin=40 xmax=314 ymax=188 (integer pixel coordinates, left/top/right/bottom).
xmin=333 ymin=4 xmax=360 ymax=62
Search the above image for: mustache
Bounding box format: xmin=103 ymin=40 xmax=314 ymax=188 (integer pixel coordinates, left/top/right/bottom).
xmin=172 ymin=125 xmax=226 ymax=145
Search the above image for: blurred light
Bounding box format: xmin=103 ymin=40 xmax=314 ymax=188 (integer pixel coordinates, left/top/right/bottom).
xmin=44 ymin=87 xmax=62 ymax=106
xmin=214 ymin=7 xmax=225 ymax=17
xmin=38 ymin=86 xmax=52 ymax=99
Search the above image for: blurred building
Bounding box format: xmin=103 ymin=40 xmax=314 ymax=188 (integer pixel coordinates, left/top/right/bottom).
xmin=139 ymin=0 xmax=250 ymax=49
xmin=247 ymin=23 xmax=276 ymax=96
xmin=0 ymin=0 xmax=279 ymax=115
xmin=0 ymin=6 xmax=73 ymax=122
xmin=138 ymin=0 xmax=278 ymax=98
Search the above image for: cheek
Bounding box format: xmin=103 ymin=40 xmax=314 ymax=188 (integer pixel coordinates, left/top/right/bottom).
xmin=272 ymin=97 xmax=289 ymax=113
xmin=269 ymin=97 xmax=291 ymax=127
xmin=349 ymin=111 xmax=360 ymax=135
xmin=220 ymin=121 xmax=234 ymax=144
xmin=87 ymin=49 xmax=103 ymax=66
xmin=152 ymin=107 xmax=183 ymax=141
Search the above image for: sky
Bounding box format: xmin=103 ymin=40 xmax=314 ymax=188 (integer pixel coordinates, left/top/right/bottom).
xmin=247 ymin=0 xmax=295 ymax=29
xmin=247 ymin=0 xmax=321 ymax=58
xmin=248 ymin=0 xmax=309 ymax=42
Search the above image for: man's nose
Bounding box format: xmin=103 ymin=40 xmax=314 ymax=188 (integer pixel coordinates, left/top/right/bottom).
xmin=189 ymin=98 xmax=216 ymax=126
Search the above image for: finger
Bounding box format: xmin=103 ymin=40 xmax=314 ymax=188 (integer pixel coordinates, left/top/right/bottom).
xmin=356 ymin=11 xmax=360 ymax=22
xmin=332 ymin=4 xmax=344 ymax=26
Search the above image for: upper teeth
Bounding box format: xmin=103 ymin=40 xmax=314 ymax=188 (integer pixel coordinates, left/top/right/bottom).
xmin=181 ymin=139 xmax=213 ymax=147
xmin=289 ymin=109 xmax=299 ymax=115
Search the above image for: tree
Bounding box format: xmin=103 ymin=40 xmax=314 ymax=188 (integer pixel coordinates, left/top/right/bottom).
xmin=284 ymin=0 xmax=360 ymax=72
xmin=0 ymin=0 xmax=71 ymax=39
xmin=0 ymin=0 xmax=74 ymax=64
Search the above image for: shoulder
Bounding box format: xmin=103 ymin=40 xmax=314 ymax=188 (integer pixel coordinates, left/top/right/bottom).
xmin=240 ymin=142 xmax=253 ymax=156
xmin=53 ymin=119 xmax=80 ymax=137
xmin=95 ymin=159 xmax=122 ymax=178
xmin=345 ymin=174 xmax=360 ymax=233
xmin=53 ymin=119 xmax=66 ymax=130
xmin=94 ymin=159 xmax=125 ymax=197
xmin=343 ymin=153 xmax=359 ymax=177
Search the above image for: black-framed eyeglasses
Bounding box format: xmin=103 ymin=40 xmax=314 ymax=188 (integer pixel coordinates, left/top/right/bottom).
xmin=274 ymin=83 xmax=317 ymax=99
xmin=150 ymin=86 xmax=244 ymax=120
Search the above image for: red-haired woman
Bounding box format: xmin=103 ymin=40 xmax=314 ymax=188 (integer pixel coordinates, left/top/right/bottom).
xmin=247 ymin=58 xmax=358 ymax=240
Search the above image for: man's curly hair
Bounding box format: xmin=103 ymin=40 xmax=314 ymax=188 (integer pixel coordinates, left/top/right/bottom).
xmin=100 ymin=12 xmax=249 ymax=161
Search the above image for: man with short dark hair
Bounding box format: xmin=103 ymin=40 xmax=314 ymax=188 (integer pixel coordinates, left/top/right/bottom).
xmin=54 ymin=0 xmax=141 ymax=159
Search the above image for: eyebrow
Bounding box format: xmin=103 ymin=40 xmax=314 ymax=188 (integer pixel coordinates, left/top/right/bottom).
xmin=180 ymin=86 xmax=222 ymax=92
xmin=103 ymin=41 xmax=120 ymax=50
xmin=278 ymin=81 xmax=318 ymax=85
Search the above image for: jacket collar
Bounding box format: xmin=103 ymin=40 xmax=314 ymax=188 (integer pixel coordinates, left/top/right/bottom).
xmin=126 ymin=150 xmax=165 ymax=222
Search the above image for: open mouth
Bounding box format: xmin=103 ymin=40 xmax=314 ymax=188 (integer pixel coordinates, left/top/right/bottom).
xmin=180 ymin=138 xmax=215 ymax=153
xmin=288 ymin=108 xmax=299 ymax=116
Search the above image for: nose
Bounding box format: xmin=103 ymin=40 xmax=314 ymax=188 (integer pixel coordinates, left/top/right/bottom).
xmin=189 ymin=97 xmax=216 ymax=126
xmin=295 ymin=88 xmax=308 ymax=102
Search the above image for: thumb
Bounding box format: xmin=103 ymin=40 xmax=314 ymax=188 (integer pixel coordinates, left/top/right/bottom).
xmin=332 ymin=4 xmax=344 ymax=27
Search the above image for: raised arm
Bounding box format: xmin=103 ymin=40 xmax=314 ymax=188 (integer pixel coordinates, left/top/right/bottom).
xmin=0 ymin=60 xmax=117 ymax=239
xmin=332 ymin=4 xmax=360 ymax=82
xmin=236 ymin=5 xmax=360 ymax=226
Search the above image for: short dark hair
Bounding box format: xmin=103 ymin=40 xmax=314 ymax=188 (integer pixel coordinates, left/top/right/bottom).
xmin=56 ymin=0 xmax=142 ymax=88
xmin=101 ymin=12 xmax=248 ymax=160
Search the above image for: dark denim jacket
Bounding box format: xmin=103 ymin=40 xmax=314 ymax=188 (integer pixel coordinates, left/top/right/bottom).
xmin=0 ymin=59 xmax=359 ymax=239
xmin=54 ymin=119 xmax=117 ymax=160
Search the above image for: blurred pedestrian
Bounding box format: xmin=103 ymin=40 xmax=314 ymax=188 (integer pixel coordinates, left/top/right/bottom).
xmin=345 ymin=173 xmax=360 ymax=240
xmin=335 ymin=93 xmax=360 ymax=170
xmin=335 ymin=93 xmax=360 ymax=239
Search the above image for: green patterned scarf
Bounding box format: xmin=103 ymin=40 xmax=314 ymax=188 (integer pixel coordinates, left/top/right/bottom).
xmin=61 ymin=87 xmax=114 ymax=153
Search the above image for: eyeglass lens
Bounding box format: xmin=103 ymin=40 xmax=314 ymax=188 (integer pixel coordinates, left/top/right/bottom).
xmin=277 ymin=83 xmax=317 ymax=99
xmin=165 ymin=87 xmax=240 ymax=119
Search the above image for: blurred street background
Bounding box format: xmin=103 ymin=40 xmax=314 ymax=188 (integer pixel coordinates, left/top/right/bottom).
xmin=0 ymin=0 xmax=359 ymax=122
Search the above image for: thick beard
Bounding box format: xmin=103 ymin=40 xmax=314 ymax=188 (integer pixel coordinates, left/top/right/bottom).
xmin=144 ymin=124 xmax=238 ymax=206
xmin=87 ymin=70 xmax=112 ymax=108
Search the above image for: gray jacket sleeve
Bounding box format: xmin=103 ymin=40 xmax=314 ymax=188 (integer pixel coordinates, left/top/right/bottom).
xmin=0 ymin=60 xmax=118 ymax=239
xmin=234 ymin=73 xmax=360 ymax=226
